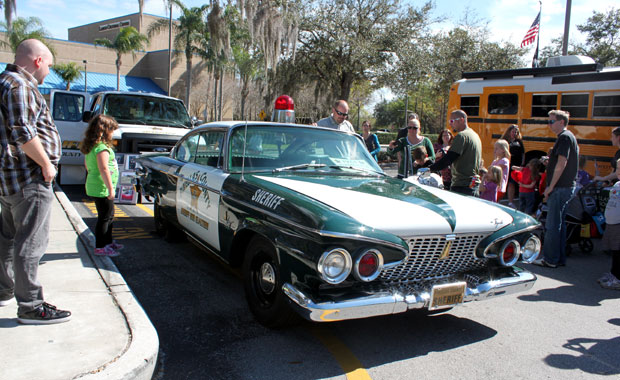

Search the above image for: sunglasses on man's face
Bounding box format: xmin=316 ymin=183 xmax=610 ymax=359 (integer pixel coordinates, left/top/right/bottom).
xmin=449 ymin=117 xmax=462 ymax=124
xmin=335 ymin=110 xmax=349 ymax=117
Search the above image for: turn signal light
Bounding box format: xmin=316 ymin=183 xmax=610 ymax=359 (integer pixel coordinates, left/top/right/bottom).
xmin=498 ymin=240 xmax=520 ymax=267
xmin=353 ymin=249 xmax=384 ymax=282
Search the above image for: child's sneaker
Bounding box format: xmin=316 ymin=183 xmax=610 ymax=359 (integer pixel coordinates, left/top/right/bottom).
xmin=106 ymin=241 xmax=124 ymax=251
xmin=94 ymin=246 xmax=120 ymax=257
xmin=600 ymin=275 xmax=620 ymax=290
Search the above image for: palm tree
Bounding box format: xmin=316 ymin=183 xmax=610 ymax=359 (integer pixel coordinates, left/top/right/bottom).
xmin=52 ymin=62 xmax=83 ymax=91
xmin=148 ymin=0 xmax=208 ymax=113
xmin=138 ymin=0 xmax=144 ymax=30
xmin=0 ymin=16 xmax=54 ymax=53
xmin=94 ymin=26 xmax=149 ymax=91
xmin=2 ymin=0 xmax=15 ymax=32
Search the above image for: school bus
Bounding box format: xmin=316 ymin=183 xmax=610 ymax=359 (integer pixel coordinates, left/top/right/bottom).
xmin=447 ymin=56 xmax=620 ymax=176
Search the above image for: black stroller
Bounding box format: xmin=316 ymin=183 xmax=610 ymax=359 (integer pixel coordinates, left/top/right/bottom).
xmin=536 ymin=182 xmax=600 ymax=254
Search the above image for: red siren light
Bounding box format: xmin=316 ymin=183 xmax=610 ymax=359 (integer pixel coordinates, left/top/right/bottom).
xmin=274 ymin=95 xmax=294 ymax=110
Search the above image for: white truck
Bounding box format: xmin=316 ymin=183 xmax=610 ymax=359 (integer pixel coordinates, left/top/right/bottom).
xmin=50 ymin=90 xmax=197 ymax=185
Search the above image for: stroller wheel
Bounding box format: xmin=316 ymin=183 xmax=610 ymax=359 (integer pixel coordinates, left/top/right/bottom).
xmin=579 ymin=238 xmax=594 ymax=254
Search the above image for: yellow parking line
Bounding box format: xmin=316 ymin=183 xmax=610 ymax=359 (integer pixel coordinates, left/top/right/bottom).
xmin=311 ymin=326 xmax=372 ymax=380
xmin=137 ymin=203 xmax=154 ymax=216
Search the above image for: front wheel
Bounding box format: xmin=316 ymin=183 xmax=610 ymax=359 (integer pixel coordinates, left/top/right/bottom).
xmin=242 ymin=236 xmax=297 ymax=328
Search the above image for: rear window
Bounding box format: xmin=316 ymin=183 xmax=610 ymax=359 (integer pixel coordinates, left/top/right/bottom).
xmin=460 ymin=96 xmax=480 ymax=117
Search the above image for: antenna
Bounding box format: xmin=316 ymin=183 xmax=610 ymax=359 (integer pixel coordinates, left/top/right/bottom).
xmin=241 ymin=121 xmax=248 ymax=182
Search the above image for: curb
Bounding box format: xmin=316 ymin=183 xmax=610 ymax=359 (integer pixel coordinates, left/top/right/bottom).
xmin=53 ymin=185 xmax=159 ymax=380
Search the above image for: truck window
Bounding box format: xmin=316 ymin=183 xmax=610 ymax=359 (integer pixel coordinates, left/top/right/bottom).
xmin=460 ymin=96 xmax=480 ymax=116
xmin=532 ymin=94 xmax=558 ymax=117
xmin=102 ymin=94 xmax=191 ymax=128
xmin=593 ymin=93 xmax=620 ymax=118
xmin=488 ymin=94 xmax=518 ymax=115
xmin=560 ymin=93 xmax=589 ymax=118
xmin=53 ymin=93 xmax=85 ymax=121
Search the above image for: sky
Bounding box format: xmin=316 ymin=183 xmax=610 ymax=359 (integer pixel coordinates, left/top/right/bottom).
xmin=16 ymin=0 xmax=618 ymax=56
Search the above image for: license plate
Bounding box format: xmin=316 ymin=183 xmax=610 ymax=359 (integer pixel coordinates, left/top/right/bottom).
xmin=429 ymin=282 xmax=466 ymax=310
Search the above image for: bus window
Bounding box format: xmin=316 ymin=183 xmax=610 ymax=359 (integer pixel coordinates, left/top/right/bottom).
xmin=560 ymin=93 xmax=589 ymax=118
xmin=460 ymin=96 xmax=480 ymax=116
xmin=593 ymin=93 xmax=620 ymax=118
xmin=488 ymin=94 xmax=518 ymax=115
xmin=532 ymin=94 xmax=558 ymax=117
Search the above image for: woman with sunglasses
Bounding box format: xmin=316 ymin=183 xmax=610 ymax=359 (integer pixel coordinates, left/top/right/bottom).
xmin=388 ymin=119 xmax=435 ymax=178
xmin=501 ymin=124 xmax=525 ymax=207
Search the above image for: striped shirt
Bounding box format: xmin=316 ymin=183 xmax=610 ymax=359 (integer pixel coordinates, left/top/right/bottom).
xmin=0 ymin=64 xmax=61 ymax=195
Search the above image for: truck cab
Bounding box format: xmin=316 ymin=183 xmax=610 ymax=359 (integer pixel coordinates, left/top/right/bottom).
xmin=51 ymin=90 xmax=196 ymax=185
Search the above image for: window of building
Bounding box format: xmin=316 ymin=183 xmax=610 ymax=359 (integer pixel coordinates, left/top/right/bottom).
xmin=560 ymin=93 xmax=589 ymax=118
xmin=460 ymin=96 xmax=479 ymax=116
xmin=532 ymin=94 xmax=558 ymax=117
xmin=593 ymin=92 xmax=620 ymax=118
xmin=488 ymin=93 xmax=518 ymax=115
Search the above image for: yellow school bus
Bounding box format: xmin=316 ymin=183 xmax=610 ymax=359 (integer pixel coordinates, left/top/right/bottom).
xmin=447 ymin=56 xmax=620 ymax=176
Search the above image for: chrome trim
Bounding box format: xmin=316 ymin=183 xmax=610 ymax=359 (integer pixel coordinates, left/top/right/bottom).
xmin=482 ymin=225 xmax=541 ymax=257
xmin=224 ymin=196 xmax=409 ymax=254
xmin=317 ymin=248 xmax=352 ymax=284
xmin=353 ymin=249 xmax=384 ymax=282
xmin=498 ymin=240 xmax=520 ymax=267
xmin=283 ymin=267 xmax=537 ymax=322
xmin=521 ymin=235 xmax=541 ymax=263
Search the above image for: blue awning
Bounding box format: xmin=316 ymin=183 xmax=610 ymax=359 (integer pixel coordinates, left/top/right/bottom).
xmin=0 ymin=63 xmax=165 ymax=95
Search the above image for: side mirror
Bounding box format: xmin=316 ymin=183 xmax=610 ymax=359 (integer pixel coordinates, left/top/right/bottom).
xmin=191 ymin=116 xmax=203 ymax=127
xmin=82 ymin=111 xmax=93 ymax=123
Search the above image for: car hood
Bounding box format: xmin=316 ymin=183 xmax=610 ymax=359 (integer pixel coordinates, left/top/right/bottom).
xmin=254 ymin=174 xmax=513 ymax=236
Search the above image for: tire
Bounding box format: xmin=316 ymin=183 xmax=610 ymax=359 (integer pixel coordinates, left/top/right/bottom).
xmin=242 ymin=236 xmax=297 ymax=328
xmin=154 ymin=197 xmax=183 ymax=242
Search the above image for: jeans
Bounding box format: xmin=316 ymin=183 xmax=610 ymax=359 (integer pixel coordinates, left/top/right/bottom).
xmin=519 ymin=192 xmax=536 ymax=214
xmin=0 ymin=181 xmax=53 ymax=313
xmin=542 ymin=186 xmax=575 ymax=265
xmin=93 ymin=197 xmax=115 ymax=248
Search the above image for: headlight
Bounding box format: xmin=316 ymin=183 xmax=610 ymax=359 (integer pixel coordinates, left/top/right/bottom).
xmin=521 ymin=235 xmax=541 ymax=263
xmin=353 ymin=249 xmax=384 ymax=282
xmin=318 ymin=248 xmax=352 ymax=284
xmin=498 ymin=240 xmax=520 ymax=267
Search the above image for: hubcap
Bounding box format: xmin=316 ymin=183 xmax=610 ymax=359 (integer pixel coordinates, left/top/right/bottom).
xmin=258 ymin=262 xmax=276 ymax=295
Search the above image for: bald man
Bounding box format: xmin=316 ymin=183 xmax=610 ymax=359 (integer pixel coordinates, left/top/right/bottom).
xmin=0 ymin=39 xmax=71 ymax=324
xmin=316 ymin=100 xmax=355 ymax=133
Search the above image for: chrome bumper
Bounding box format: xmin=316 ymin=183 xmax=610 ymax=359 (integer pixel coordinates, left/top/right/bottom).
xmin=283 ymin=267 xmax=536 ymax=322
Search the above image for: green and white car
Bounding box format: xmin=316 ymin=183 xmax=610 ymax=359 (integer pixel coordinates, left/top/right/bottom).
xmin=136 ymin=122 xmax=541 ymax=327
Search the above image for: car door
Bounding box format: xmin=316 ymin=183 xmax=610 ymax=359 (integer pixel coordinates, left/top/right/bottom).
xmin=176 ymin=130 xmax=228 ymax=251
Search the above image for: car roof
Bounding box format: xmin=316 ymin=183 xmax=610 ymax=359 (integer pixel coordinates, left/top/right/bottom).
xmin=94 ymin=91 xmax=183 ymax=101
xmin=191 ymin=121 xmax=355 ymax=133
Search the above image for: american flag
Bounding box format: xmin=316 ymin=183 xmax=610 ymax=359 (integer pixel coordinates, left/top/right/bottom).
xmin=520 ymin=11 xmax=541 ymax=48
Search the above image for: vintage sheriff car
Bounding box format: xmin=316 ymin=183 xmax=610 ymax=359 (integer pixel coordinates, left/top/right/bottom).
xmin=136 ymin=121 xmax=541 ymax=327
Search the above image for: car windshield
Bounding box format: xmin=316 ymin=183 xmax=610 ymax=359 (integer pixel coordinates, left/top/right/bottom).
xmin=228 ymin=125 xmax=383 ymax=175
xmin=102 ymin=94 xmax=192 ymax=128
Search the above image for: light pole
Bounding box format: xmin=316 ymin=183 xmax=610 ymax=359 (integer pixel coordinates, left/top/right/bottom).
xmin=83 ymin=60 xmax=88 ymax=93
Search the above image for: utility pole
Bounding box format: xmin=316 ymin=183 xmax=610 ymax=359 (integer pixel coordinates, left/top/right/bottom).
xmin=562 ymin=0 xmax=572 ymax=56
xmin=167 ymin=2 xmax=173 ymax=96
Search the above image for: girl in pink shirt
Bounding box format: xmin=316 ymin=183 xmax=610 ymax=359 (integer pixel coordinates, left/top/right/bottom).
xmin=479 ymin=166 xmax=502 ymax=202
xmin=491 ymin=139 xmax=511 ymax=201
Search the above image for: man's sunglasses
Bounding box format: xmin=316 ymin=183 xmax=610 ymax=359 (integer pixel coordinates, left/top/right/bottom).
xmin=335 ymin=110 xmax=349 ymax=117
xmin=449 ymin=117 xmax=462 ymax=124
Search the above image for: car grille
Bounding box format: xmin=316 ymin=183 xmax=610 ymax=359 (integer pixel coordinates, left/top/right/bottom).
xmin=379 ymin=234 xmax=488 ymax=283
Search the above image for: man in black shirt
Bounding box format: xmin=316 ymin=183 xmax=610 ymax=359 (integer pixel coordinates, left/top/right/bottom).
xmin=534 ymin=110 xmax=579 ymax=268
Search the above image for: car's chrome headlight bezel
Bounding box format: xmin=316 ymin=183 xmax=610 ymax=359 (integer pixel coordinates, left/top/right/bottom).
xmin=353 ymin=249 xmax=384 ymax=282
xmin=318 ymin=248 xmax=352 ymax=284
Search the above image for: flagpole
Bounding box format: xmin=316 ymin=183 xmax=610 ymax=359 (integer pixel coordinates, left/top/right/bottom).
xmin=532 ymin=0 xmax=542 ymax=68
xmin=562 ymin=0 xmax=572 ymax=55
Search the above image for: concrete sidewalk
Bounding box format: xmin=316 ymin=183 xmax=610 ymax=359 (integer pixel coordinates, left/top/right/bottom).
xmin=0 ymin=187 xmax=158 ymax=380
